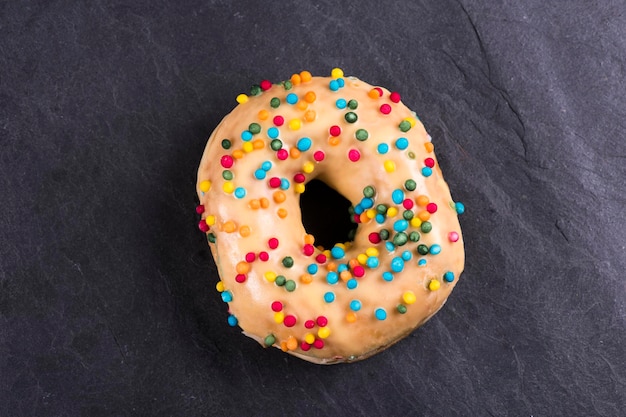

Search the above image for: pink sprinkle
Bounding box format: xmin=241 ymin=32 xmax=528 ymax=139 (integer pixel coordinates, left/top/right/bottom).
xmin=283 ymin=315 xmax=297 ymax=327
xmin=273 ymin=115 xmax=284 ymax=126
xmin=352 ymin=266 xmax=365 ymax=278
xmin=426 ymin=202 xmax=438 ymax=213
xmin=268 ymin=237 xmax=279 ymax=249
xmin=329 ymin=125 xmax=341 ymax=137
xmin=390 ymin=91 xmax=401 ymax=103
xmin=258 ymin=251 xmax=269 ymax=261
xmin=403 ymin=199 xmax=414 ymax=210
xmin=313 ymin=339 xmax=325 ymax=349
xmin=235 ymin=274 xmax=247 ymax=283
xmin=268 ymin=177 xmax=282 ymax=188
xmin=276 ymin=149 xmax=289 ymax=160
xmin=316 ymin=315 xmax=328 ymax=327
xmin=303 ymin=244 xmax=315 ymax=256
xmin=245 ymin=252 xmax=256 ymax=262
xmin=195 ymin=205 xmax=205 ymax=214
xmin=220 ymin=155 xmax=234 ymax=168
xmin=271 ymin=301 xmax=283 ymax=312
xmin=374 ymin=87 xmax=383 ymax=97
xmin=198 ymin=220 xmax=209 ymax=232
xmin=315 ymin=254 xmax=327 ymax=264
xmin=294 ymin=173 xmax=306 ymax=183
xmin=300 ymin=341 xmax=311 ymax=351
xmin=348 ymin=149 xmax=361 ymax=162
xmin=449 ymin=231 xmax=460 ymax=242
xmin=368 ymin=232 xmax=381 ymax=244
xmin=380 ymin=104 xmax=392 ymax=114
xmin=424 ymin=158 xmax=435 ymax=168
xmin=260 ymin=79 xmax=272 ymax=91
xmin=313 ymin=150 xmax=325 ymax=161
xmin=304 ymin=319 xmax=316 ymax=329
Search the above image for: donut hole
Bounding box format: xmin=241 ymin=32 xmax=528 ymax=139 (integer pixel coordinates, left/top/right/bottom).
xmin=299 ymin=179 xmax=357 ymax=249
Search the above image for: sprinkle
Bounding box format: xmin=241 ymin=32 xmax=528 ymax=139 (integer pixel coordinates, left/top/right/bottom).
xmin=275 ymin=275 xmax=286 ymax=286
xmin=443 ymin=271 xmax=455 ymax=282
xmin=399 ymin=120 xmax=411 ymax=132
xmin=270 ymin=97 xmax=280 ymax=108
xmin=429 ymin=280 xmax=441 ymax=291
xmin=426 ymin=203 xmax=438 ymax=214
xmin=286 ymin=93 xmax=298 ymax=104
xmin=368 ymin=88 xmax=383 ymax=99
xmin=429 ymin=244 xmax=441 ymax=255
xmin=382 ymin=271 xmax=394 ymax=282
xmin=283 ymin=315 xmax=297 ymax=327
xmin=348 ymin=149 xmax=361 ymax=162
xmin=347 ymin=99 xmax=358 ymax=109
xmin=421 ymin=167 xmax=433 ymax=177
xmin=345 ymin=112 xmax=358 ymax=123
xmin=425 ymin=142 xmax=434 ymax=152
xmin=300 ymin=273 xmax=313 ymax=284
xmin=221 ymin=170 xmax=233 ymax=180
xmin=304 ymin=110 xmax=316 ymax=122
xmin=297 ymin=137 xmax=312 ymax=152
xmin=288 ymin=119 xmax=301 ymax=130
xmin=392 ymin=189 xmax=404 ymax=204
xmin=234 ymin=187 xmax=246 ymax=199
xmin=249 ymin=84 xmax=261 ymax=96
xmin=199 ymin=180 xmax=211 ymax=193
xmin=336 ymin=98 xmax=347 ymax=109
xmin=331 ymin=246 xmax=345 ymax=259
xmin=326 ymin=271 xmax=338 ymax=284
xmin=195 ymin=205 xmax=205 ymax=215
xmin=384 ymin=160 xmax=396 ymax=172
xmin=329 ymin=125 xmax=341 ymax=137
xmin=236 ymin=94 xmax=248 ymax=104
xmin=264 ymin=334 xmax=276 ymax=346
xmin=282 ymin=256 xmax=294 ymax=268
xmin=324 ymin=292 xmax=335 ymax=303
xmin=259 ymin=251 xmax=269 ymax=261
xmin=260 ymin=198 xmax=270 ymax=208
xmin=395 ymin=137 xmax=409 ymax=150
xmin=387 ymin=207 xmax=398 ymax=217
xmin=417 ymin=244 xmax=429 ymax=255
xmin=304 ymin=91 xmax=316 ymax=103
xmin=268 ymin=238 xmax=279 ymax=249
xmin=222 ymin=182 xmax=234 ymax=194
xmin=220 ymin=155 xmax=234 ymax=168
xmin=449 ymin=231 xmax=460 ymax=242
xmin=273 ymin=190 xmax=286 ymax=203
xmin=313 ymin=339 xmax=325 ymax=349
xmin=331 ymin=68 xmax=344 ymax=78
xmin=215 ymin=281 xmax=225 ymax=292
xmin=390 ymin=257 xmax=404 ymax=272
xmin=305 ymin=320 xmax=315 ymax=329
xmin=241 ymin=130 xmax=253 ymax=142
xmin=352 ymin=265 xmax=365 ymax=277
xmin=403 ymin=199 xmax=414 ymax=210
xmin=329 ymin=80 xmax=340 ymax=91
xmin=393 ymin=219 xmax=409 ymax=232
xmin=424 ymin=157 xmax=435 ymax=168
xmin=235 ymin=273 xmax=246 ymax=283
xmin=455 ymin=202 xmax=466 ymax=215
xmin=276 ymin=149 xmax=289 ymax=160
xmin=221 ymin=290 xmax=233 ymax=303
xmin=390 ymin=92 xmax=401 ymax=103
xmin=380 ymin=104 xmax=392 ymax=114
xmin=294 ymin=183 xmax=305 ymax=194
xmin=402 ymin=291 xmax=416 ymax=304
xmin=349 ymin=300 xmax=362 ymax=311
xmin=227 ymin=315 xmax=238 ymax=326
xmin=198 ymin=219 xmax=209 ymax=232
xmin=232 ymin=149 xmax=244 ymax=159
xmin=368 ymin=232 xmax=381 ymax=244
xmin=346 ymin=278 xmax=358 ymax=289
xmin=272 ymin=116 xmax=285 ymax=127
xmin=303 ymin=244 xmax=315 ymax=256
xmin=375 ymin=308 xmax=387 ymax=320
xmin=300 ymin=341 xmax=311 ymax=351
xmin=318 ymin=327 xmax=331 ymax=339
xmin=316 ymin=316 xmax=328 ymax=327
xmin=316 ymin=253 xmax=327 ymax=264
xmin=420 ymin=221 xmax=432 ymax=233
xmin=221 ymin=139 xmax=231 ymax=149
xmin=271 ymin=301 xmax=283 ymax=312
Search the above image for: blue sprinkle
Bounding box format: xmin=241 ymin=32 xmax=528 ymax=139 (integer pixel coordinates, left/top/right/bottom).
xmin=261 ymin=161 xmax=272 ymax=171
xmin=307 ymin=264 xmax=318 ymax=274
xmin=221 ymin=291 xmax=233 ymax=303
xmin=331 ymin=246 xmax=345 ymax=259
xmin=349 ymin=300 xmax=362 ymax=311
xmin=286 ymin=93 xmax=298 ymax=104
xmin=267 ymin=127 xmax=279 ymax=139
xmin=418 ymin=259 xmax=427 ymax=266
xmin=234 ymin=187 xmax=246 ymax=199
xmin=326 ymin=271 xmax=339 ymax=285
xmin=429 ymin=244 xmax=442 ymax=255
xmin=346 ymin=278 xmax=358 ymax=289
xmin=241 ymin=130 xmax=253 ymax=141
xmin=360 ymin=197 xmax=374 ymax=209
xmin=337 ymin=78 xmax=345 ymax=87
xmin=375 ymin=308 xmax=387 ymax=320
xmin=377 ymin=143 xmax=389 ymax=154
xmin=385 ymin=242 xmax=395 ymax=252
xmin=375 ymin=214 xmax=386 ymax=224
xmin=393 ymin=219 xmax=408 ymax=232
xmin=443 ymin=271 xmax=455 ymax=282
xmin=392 ymin=189 xmax=404 ymax=204
xmin=227 ymin=315 xmax=238 ymax=327
xmin=366 ymin=257 xmax=379 ymax=269
xmin=324 ymin=292 xmax=335 ymax=303
xmin=280 ymin=178 xmax=290 ymax=190
xmin=297 ymin=137 xmax=312 ymax=152
xmin=401 ymin=251 xmax=412 ymax=261
xmin=337 ymin=263 xmax=348 ymax=273
xmin=354 ymin=204 xmax=364 ymax=215
xmin=422 ymin=167 xmax=433 ymax=177
xmin=254 ymin=169 xmax=266 ymax=180
xmin=395 ymin=137 xmax=409 ymax=150
xmin=335 ymin=98 xmax=347 ymax=109
xmin=455 ymin=202 xmax=465 ymax=215
xmin=382 ymin=271 xmax=394 ymax=282
xmin=390 ymin=257 xmax=404 ymax=273
xmin=329 ymin=80 xmax=339 ymax=91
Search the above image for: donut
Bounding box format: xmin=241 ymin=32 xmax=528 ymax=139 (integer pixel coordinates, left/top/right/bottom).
xmin=196 ymin=68 xmax=465 ymax=364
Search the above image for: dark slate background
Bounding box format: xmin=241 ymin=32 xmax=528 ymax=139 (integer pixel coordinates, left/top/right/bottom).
xmin=1 ymin=1 xmax=625 ymax=416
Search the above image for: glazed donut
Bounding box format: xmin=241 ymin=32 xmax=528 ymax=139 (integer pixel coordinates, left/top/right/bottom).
xmin=196 ymin=69 xmax=465 ymax=364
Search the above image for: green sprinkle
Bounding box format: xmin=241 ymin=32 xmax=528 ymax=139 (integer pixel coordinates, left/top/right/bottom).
xmin=344 ymin=112 xmax=358 ymax=123
xmin=363 ymin=185 xmax=376 ymax=198
xmin=355 ymin=129 xmax=369 ymax=141
xmin=397 ymin=304 xmax=407 ymax=314
xmin=379 ymin=229 xmax=390 ymax=240
xmin=282 ymin=80 xmax=293 ymax=90
xmin=402 ymin=210 xmax=414 ymax=220
xmin=250 ymin=84 xmax=262 ymax=96
xmin=270 ymin=139 xmax=283 ymax=151
xmin=417 ymin=244 xmax=429 ymax=255
xmin=221 ymin=139 xmax=231 ymax=149
xmin=285 ymin=280 xmax=296 ymax=292
xmin=207 ymin=233 xmax=216 ymax=243
xmin=270 ymin=97 xmax=280 ymax=108
xmin=222 ymin=170 xmax=233 ymax=180
xmin=248 ymin=123 xmax=261 ymax=134
xmin=348 ymin=229 xmax=356 ymax=241
xmin=409 ymin=231 xmax=420 ymax=242
xmin=275 ymin=275 xmax=286 ymax=286
xmin=421 ymin=222 xmax=432 ymax=233
xmin=376 ymin=204 xmax=388 ymax=214
xmin=404 ymin=179 xmax=416 ymax=191
xmin=264 ymin=334 xmax=276 ymax=346
xmin=399 ymin=120 xmax=411 ymax=132
xmin=393 ymin=232 xmax=408 ymax=246
xmin=282 ymin=256 xmax=294 ymax=268
xmin=347 ymin=99 xmax=358 ymax=110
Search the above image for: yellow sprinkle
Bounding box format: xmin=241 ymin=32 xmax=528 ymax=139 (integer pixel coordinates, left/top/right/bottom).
xmin=365 ymin=247 xmax=379 ymax=257
xmin=405 ymin=117 xmax=417 ymax=128
xmin=387 ymin=207 xmax=398 ymax=217
xmin=366 ymin=209 xmax=376 ymax=219
xmin=242 ymin=141 xmax=254 ymax=153
xmin=304 ymin=333 xmax=315 ymax=344
xmin=410 ymin=217 xmax=422 ymax=228
xmin=331 ymin=68 xmax=344 ymax=79
xmin=317 ymin=327 xmax=331 ymax=339
xmin=335 ymin=243 xmax=346 ymax=250
xmin=288 ymin=119 xmax=301 ymax=130
xmin=236 ymin=94 xmax=248 ymax=104
xmin=384 ymin=160 xmax=396 ymax=173
xmin=205 ymin=215 xmax=216 ymax=226
xmin=357 ymin=253 xmax=368 ymax=265
xmin=403 ymin=290 xmax=417 ymax=304
xmin=302 ymin=161 xmax=315 ymax=173
xmin=294 ymin=183 xmax=305 ymax=194
xmin=215 ymin=281 xmax=225 ymax=292
xmin=274 ymin=312 xmax=285 ymax=323
xmin=264 ymin=271 xmax=277 ymax=282
xmin=428 ymin=280 xmax=441 ymax=291
xmin=323 ymin=249 xmax=331 ymax=258
xmin=199 ymin=180 xmax=212 ymax=193
xmin=222 ymin=181 xmax=234 ymax=193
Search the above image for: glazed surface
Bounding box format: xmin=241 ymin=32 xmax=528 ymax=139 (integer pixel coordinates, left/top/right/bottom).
xmin=196 ymin=71 xmax=465 ymax=363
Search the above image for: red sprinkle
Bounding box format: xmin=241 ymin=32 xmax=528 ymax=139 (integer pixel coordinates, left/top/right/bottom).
xmin=374 ymin=87 xmax=383 ymax=97
xmin=293 ymin=173 xmax=306 ymax=183
xmin=245 ymin=252 xmax=256 ymax=262
xmin=352 ymin=266 xmax=365 ymax=278
xmin=276 ymin=149 xmax=289 ymax=160
xmin=426 ymin=203 xmax=438 ymax=213
xmin=316 ymin=316 xmax=328 ymax=327
xmin=329 ymin=125 xmax=341 ymax=137
xmin=273 ymin=115 xmax=284 ymax=126
xmin=300 ymin=341 xmax=311 ymax=351
xmin=283 ymin=315 xmax=297 ymax=327
xmin=268 ymin=238 xmax=279 ymax=249
xmin=220 ymin=155 xmax=234 ymax=168
xmin=313 ymin=150 xmax=325 ymax=162
xmin=303 ymin=244 xmax=315 ymax=256
xmin=424 ymin=158 xmax=435 ymax=168
xmin=368 ymin=232 xmax=381 ymax=244
xmin=271 ymin=301 xmax=283 ymax=312
xmin=260 ymin=79 xmax=272 ymax=91
xmin=195 ymin=205 xmax=205 ymax=214
xmin=304 ymin=320 xmax=316 ymax=329
xmin=353 ymin=214 xmax=361 ymax=223
xmin=235 ymin=274 xmax=247 ymax=283
xmin=315 ymin=254 xmax=327 ymax=264
xmin=380 ymin=104 xmax=392 ymax=114
xmin=403 ymin=199 xmax=414 ymax=210
xmin=268 ymin=177 xmax=282 ymax=188
xmin=198 ymin=220 xmax=209 ymax=232
xmin=390 ymin=92 xmax=401 ymax=103
xmin=258 ymin=251 xmax=269 ymax=261
xmin=313 ymin=339 xmax=325 ymax=349
xmin=348 ymin=149 xmax=361 ymax=162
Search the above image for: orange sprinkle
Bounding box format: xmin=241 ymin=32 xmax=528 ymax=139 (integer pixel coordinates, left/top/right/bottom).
xmin=236 ymin=261 xmax=250 ymax=274
xmin=424 ymin=142 xmax=434 ymax=153
xmin=280 ymin=341 xmax=288 ymax=352
xmin=304 ymin=234 xmax=315 ymax=245
xmin=289 ymin=148 xmax=301 ymax=159
xmin=304 ymin=91 xmax=316 ymax=103
xmin=359 ymin=212 xmax=370 ymax=223
xmin=249 ymin=199 xmax=260 ymax=210
xmin=273 ymin=191 xmax=286 ymax=203
xmin=300 ymin=71 xmax=312 ymax=82
xmin=348 ymin=258 xmax=360 ymax=269
xmin=253 ymin=138 xmax=265 ymax=149
xmin=346 ymin=312 xmax=357 ymax=323
xmin=368 ymin=88 xmax=380 ymax=99
xmin=290 ymin=73 xmax=301 ymax=85
xmin=418 ymin=210 xmax=431 ymax=221
xmin=286 ymin=336 xmax=298 ymax=350
xmin=340 ymin=270 xmax=352 ymax=281
xmin=300 ymin=273 xmax=313 ymax=284
xmin=239 ymin=225 xmax=251 ymax=237
xmin=296 ymin=101 xmax=308 ymax=111
xmin=223 ymin=220 xmax=237 ymax=233
xmin=260 ymin=197 xmax=270 ymax=208
xmin=328 ymin=136 xmax=341 ymax=146
xmin=304 ymin=110 xmax=316 ymax=122
xmin=232 ymin=149 xmax=244 ymax=159
xmin=416 ymin=195 xmax=430 ymax=206
xmin=258 ymin=109 xmax=270 ymax=120
xmin=326 ymin=262 xmax=337 ymax=272
xmin=277 ymin=208 xmax=288 ymax=218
